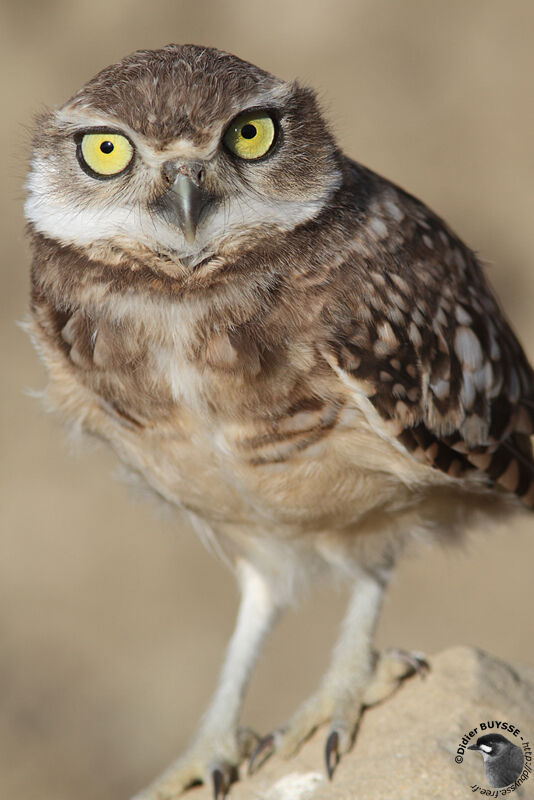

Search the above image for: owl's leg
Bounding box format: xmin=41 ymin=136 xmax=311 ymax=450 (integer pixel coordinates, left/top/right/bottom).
xmin=250 ymin=566 xmax=425 ymax=777
xmin=133 ymin=559 xmax=280 ymax=800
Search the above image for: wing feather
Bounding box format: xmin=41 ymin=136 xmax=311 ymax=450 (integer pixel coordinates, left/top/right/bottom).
xmin=324 ymin=163 xmax=534 ymax=505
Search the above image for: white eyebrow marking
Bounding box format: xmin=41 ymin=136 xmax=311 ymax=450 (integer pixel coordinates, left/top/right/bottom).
xmin=57 ymin=107 xmax=219 ymax=162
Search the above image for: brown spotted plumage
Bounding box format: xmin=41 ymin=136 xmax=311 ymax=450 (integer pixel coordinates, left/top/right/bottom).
xmin=321 ymin=166 xmax=534 ymax=504
xmin=25 ymin=45 xmax=534 ymax=799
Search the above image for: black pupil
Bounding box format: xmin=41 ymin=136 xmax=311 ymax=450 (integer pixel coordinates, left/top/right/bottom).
xmin=241 ymin=124 xmax=257 ymax=139
xmin=100 ymin=140 xmax=114 ymax=154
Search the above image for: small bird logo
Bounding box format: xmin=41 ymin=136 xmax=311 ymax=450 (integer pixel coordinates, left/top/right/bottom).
xmin=468 ymin=733 xmax=524 ymax=788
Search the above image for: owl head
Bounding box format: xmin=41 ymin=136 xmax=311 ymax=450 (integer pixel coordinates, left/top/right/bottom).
xmin=25 ymin=44 xmax=342 ymax=267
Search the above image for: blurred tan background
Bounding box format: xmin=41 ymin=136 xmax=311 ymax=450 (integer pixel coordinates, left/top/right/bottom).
xmin=1 ymin=1 xmax=533 ymax=798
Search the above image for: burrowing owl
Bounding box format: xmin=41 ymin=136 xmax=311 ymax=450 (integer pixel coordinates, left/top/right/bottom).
xmin=25 ymin=45 xmax=534 ymax=799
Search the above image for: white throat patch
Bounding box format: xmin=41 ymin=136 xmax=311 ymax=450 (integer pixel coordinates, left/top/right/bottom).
xmin=25 ymin=153 xmax=335 ymax=264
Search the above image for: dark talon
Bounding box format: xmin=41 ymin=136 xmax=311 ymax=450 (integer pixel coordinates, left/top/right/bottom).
xmin=248 ymin=733 xmax=275 ymax=775
xmin=413 ymin=656 xmax=430 ymax=677
xmin=403 ymin=651 xmax=430 ymax=677
xmin=236 ymin=726 xmax=260 ymax=758
xmin=325 ymin=729 xmax=340 ymax=780
xmin=211 ymin=768 xmax=226 ymax=800
xmin=390 ymin=648 xmax=430 ymax=678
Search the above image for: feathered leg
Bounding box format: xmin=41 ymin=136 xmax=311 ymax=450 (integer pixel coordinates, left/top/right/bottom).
xmin=134 ymin=559 xmax=281 ymax=800
xmin=250 ymin=565 xmax=425 ymax=778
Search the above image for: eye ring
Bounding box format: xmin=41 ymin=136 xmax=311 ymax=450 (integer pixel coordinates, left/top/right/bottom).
xmin=222 ymin=109 xmax=279 ymax=162
xmin=75 ymin=128 xmax=135 ymax=180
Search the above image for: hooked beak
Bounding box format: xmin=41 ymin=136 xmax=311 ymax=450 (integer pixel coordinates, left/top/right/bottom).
xmin=155 ymin=162 xmax=212 ymax=245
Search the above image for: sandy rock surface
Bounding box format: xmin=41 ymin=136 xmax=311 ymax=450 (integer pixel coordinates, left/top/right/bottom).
xmin=189 ymin=647 xmax=534 ymax=799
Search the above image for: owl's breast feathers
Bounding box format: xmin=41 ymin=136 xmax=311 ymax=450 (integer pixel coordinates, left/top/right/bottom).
xmin=27 ymin=158 xmax=534 ymax=510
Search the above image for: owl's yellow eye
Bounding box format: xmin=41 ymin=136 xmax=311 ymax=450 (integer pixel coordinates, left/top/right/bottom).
xmin=78 ymin=132 xmax=134 ymax=177
xmin=223 ymin=111 xmax=276 ymax=160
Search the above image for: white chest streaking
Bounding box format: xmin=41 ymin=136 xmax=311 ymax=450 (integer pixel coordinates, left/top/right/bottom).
xmin=30 ymin=272 xmax=472 ymax=559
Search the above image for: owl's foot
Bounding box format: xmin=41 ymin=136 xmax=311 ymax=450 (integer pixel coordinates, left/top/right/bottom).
xmin=323 ymin=648 xmax=428 ymax=778
xmin=133 ymin=727 xmax=258 ymax=800
xmin=249 ymin=648 xmax=428 ymax=778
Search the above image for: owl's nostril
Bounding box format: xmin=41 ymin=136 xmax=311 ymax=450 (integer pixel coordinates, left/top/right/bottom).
xmin=162 ymin=160 xmax=205 ymax=187
xmin=162 ymin=161 xmax=176 ymax=185
xmin=181 ymin=162 xmax=205 ymax=187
